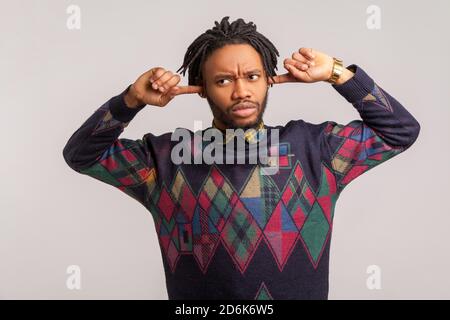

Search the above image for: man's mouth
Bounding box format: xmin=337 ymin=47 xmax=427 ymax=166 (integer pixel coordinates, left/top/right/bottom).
xmin=231 ymin=102 xmax=257 ymax=118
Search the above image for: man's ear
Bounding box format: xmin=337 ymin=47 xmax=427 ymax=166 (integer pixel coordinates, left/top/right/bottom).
xmin=198 ymin=83 xmax=207 ymax=98
xmin=266 ymin=74 xmax=274 ymax=87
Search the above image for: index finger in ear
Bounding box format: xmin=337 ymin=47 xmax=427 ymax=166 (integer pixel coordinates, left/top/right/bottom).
xmin=172 ymin=85 xmax=203 ymax=95
xmin=268 ymin=75 xmax=281 ymax=84
xmin=268 ymin=73 xmax=292 ymax=84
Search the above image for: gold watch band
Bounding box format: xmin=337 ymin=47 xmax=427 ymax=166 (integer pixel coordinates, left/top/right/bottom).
xmin=326 ymin=57 xmax=344 ymax=84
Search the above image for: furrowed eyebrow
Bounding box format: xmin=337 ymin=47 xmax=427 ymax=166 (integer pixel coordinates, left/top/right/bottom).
xmin=213 ymin=69 xmax=262 ymax=80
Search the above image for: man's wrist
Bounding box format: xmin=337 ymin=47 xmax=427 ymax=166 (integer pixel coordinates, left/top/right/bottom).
xmin=333 ymin=67 xmax=355 ymax=85
xmin=124 ymin=84 xmax=145 ymax=109
xmin=109 ymin=85 xmax=146 ymax=123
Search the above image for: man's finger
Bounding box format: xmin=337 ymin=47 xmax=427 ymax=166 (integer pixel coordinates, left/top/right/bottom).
xmin=284 ymin=64 xmax=310 ymax=82
xmin=285 ymin=58 xmax=310 ymax=71
xmin=152 ymin=71 xmax=174 ymax=90
xmin=159 ymin=75 xmax=181 ymax=93
xmin=268 ymin=72 xmax=295 ymax=84
xmin=148 ymin=67 xmax=166 ymax=82
xmin=172 ymin=85 xmax=203 ymax=96
xmin=291 ymin=52 xmax=309 ymax=64
xmin=299 ymin=47 xmax=315 ymax=60
xmin=292 ymin=52 xmax=314 ymax=66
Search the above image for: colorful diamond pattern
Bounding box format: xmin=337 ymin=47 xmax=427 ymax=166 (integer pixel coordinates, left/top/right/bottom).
xmin=147 ymin=161 xmax=338 ymax=273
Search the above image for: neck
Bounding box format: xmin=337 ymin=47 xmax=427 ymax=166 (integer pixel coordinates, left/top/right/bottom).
xmin=212 ymin=118 xmax=264 ymax=132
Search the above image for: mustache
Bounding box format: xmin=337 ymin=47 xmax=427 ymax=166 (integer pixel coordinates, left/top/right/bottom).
xmin=230 ymin=101 xmax=258 ymax=112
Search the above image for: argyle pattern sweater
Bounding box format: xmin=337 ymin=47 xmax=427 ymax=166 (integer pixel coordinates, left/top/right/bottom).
xmin=63 ymin=65 xmax=420 ymax=300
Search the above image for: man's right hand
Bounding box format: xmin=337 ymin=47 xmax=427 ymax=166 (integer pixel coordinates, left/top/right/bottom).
xmin=124 ymin=67 xmax=204 ymax=108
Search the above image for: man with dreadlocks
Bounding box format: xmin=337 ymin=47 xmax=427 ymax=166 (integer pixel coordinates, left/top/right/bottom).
xmin=63 ymin=16 xmax=420 ymax=299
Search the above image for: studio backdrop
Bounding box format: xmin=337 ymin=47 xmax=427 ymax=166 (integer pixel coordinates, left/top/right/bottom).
xmin=1 ymin=0 xmax=448 ymax=299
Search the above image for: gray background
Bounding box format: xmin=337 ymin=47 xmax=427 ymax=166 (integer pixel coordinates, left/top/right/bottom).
xmin=1 ymin=0 xmax=449 ymax=299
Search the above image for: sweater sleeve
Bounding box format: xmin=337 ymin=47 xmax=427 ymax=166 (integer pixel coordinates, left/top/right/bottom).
xmin=62 ymin=85 xmax=157 ymax=202
xmin=321 ymin=64 xmax=420 ymax=192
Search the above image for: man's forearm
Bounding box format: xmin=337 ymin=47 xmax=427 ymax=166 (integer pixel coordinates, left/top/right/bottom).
xmin=331 ymin=64 xmax=420 ymax=148
xmin=63 ymin=85 xmax=145 ymax=171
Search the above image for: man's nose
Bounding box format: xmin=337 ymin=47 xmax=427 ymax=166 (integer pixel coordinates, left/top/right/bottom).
xmin=232 ymin=78 xmax=251 ymax=100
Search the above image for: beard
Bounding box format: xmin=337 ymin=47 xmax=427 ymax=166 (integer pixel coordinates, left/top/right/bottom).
xmin=206 ymin=88 xmax=269 ymax=130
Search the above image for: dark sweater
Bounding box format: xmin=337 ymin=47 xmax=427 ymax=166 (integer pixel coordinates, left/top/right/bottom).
xmin=63 ymin=65 xmax=420 ymax=300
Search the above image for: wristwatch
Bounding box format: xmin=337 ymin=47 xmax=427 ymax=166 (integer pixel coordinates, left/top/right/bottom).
xmin=326 ymin=57 xmax=344 ymax=84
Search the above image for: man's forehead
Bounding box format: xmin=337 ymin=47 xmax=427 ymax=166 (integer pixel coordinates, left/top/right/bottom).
xmin=213 ymin=68 xmax=262 ymax=75
xmin=207 ymin=57 xmax=262 ymax=71
xmin=202 ymin=44 xmax=264 ymax=76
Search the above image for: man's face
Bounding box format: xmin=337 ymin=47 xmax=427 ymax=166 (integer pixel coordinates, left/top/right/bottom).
xmin=201 ymin=44 xmax=269 ymax=130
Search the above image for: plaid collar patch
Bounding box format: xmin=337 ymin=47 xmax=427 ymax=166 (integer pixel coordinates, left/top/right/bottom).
xmin=211 ymin=119 xmax=266 ymax=144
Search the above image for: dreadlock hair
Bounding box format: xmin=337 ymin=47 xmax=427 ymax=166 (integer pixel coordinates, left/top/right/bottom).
xmin=176 ymin=16 xmax=280 ymax=90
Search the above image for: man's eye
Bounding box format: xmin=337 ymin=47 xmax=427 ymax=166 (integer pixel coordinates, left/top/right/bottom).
xmin=217 ymin=75 xmax=259 ymax=85
xmin=217 ymin=79 xmax=230 ymax=85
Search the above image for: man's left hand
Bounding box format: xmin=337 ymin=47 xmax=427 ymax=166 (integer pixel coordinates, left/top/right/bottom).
xmin=268 ymin=47 xmax=345 ymax=84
